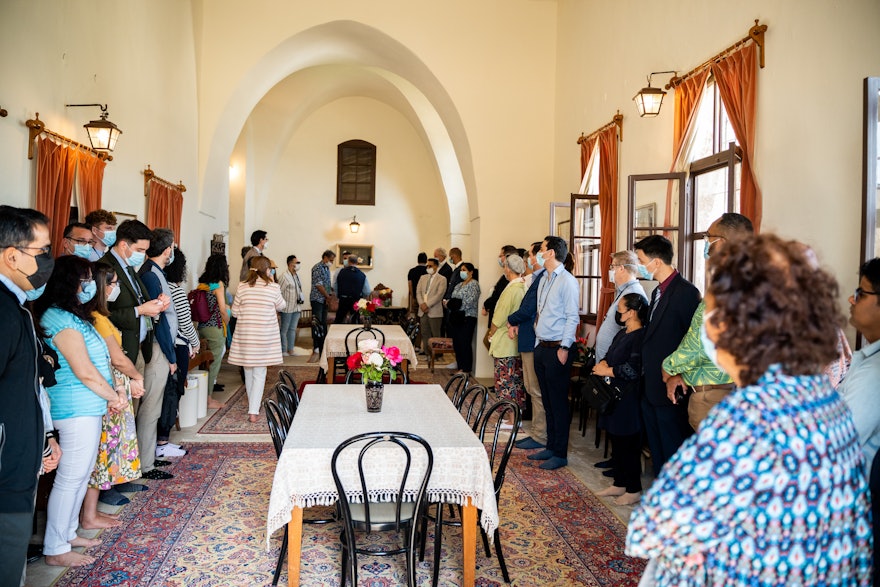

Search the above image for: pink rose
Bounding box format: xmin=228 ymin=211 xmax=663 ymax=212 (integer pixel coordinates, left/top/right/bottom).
xmin=383 ymin=346 xmax=402 ymax=366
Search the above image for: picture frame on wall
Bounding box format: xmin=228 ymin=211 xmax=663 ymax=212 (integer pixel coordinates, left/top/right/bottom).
xmin=635 ymin=203 xmax=656 ymax=228
xmin=336 ymin=244 xmax=374 ymax=268
xmin=113 ymin=211 xmax=138 ymax=223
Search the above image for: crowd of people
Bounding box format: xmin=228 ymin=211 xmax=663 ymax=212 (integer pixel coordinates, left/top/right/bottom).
xmin=3 ymin=203 xmax=880 ymax=585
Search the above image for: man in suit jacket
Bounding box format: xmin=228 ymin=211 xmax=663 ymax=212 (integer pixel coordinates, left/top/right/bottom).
xmin=416 ymin=257 xmax=448 ymax=354
xmin=635 ymin=234 xmax=700 ymax=476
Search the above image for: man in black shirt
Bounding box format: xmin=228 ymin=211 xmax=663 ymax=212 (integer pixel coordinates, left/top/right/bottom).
xmin=406 ymin=252 xmax=428 ymax=312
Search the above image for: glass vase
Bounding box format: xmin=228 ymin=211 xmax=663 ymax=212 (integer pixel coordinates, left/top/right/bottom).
xmin=362 ymin=314 xmax=373 ymax=330
xmin=365 ymin=380 xmax=384 ymax=412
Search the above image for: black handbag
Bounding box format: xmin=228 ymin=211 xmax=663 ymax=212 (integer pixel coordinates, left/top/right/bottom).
xmin=582 ymin=374 xmax=621 ymax=415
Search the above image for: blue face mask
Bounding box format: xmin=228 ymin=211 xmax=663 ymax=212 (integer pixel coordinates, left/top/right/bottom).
xmin=703 ymin=237 xmax=723 ymax=260
xmin=73 ymin=243 xmax=92 ymax=259
xmin=101 ymin=230 xmax=116 ymax=247
xmin=459 ymin=270 xmax=468 ymax=280
xmin=527 ymin=257 xmax=535 ymax=271
xmin=25 ymin=283 xmax=46 ymax=301
xmin=700 ymin=310 xmax=723 ymax=371
xmin=269 ymin=268 xmax=276 ymax=276
xmin=127 ymin=250 xmax=146 ymax=268
xmin=168 ymin=247 xmax=175 ymax=266
xmin=637 ymin=262 xmax=654 ymax=280
xmin=77 ymin=280 xmax=97 ymax=304
xmin=535 ymin=252 xmax=546 ymax=268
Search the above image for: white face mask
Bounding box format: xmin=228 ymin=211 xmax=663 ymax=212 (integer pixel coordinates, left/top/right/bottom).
xmin=294 ymin=262 xmax=301 ymax=271
xmin=107 ymin=283 xmax=121 ymax=303
xmin=426 ymin=267 xmax=435 ymax=275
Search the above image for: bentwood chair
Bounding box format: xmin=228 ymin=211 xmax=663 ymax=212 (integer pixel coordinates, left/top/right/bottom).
xmin=456 ymin=383 xmax=490 ymax=432
xmin=443 ymin=372 xmax=470 ymax=406
xmin=277 ymin=369 xmax=300 ymax=407
xmin=274 ymin=381 xmax=298 ymax=425
xmin=331 ymin=432 xmax=434 ymax=587
xmin=264 ymin=399 xmax=291 ymax=585
xmin=420 ymin=399 xmax=520 ymax=586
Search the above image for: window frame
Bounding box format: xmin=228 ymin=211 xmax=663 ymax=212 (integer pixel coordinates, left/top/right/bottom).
xmin=336 ymin=139 xmax=377 ymax=206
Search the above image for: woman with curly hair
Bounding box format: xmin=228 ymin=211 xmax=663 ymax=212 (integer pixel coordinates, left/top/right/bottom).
xmin=196 ymin=253 xmax=230 ymax=408
xmin=627 ymin=234 xmax=872 ymax=586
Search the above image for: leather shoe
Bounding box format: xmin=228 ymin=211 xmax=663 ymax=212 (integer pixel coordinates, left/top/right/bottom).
xmin=527 ymin=449 xmax=554 ymax=461
xmin=154 ymin=459 xmax=172 ymax=467
xmin=213 ymin=383 xmax=225 ymax=391
xmin=602 ymin=469 xmax=615 ymax=477
xmin=594 ymin=459 xmax=613 ymax=469
xmin=142 ymin=469 xmax=174 ymax=480
xmin=539 ymin=457 xmax=568 ymax=470
xmin=115 ymin=482 xmax=149 ymax=492
xmin=515 ymin=437 xmax=545 ymax=450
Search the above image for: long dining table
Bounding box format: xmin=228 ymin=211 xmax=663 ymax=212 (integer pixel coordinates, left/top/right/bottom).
xmin=266 ymin=383 xmax=498 ymax=586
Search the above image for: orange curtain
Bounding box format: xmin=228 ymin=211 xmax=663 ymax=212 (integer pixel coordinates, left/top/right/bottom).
xmin=77 ymin=150 xmax=106 ymax=218
xmin=594 ymin=125 xmax=619 ymax=330
xmin=147 ymin=181 xmax=184 ymax=238
xmin=712 ymin=43 xmax=761 ymax=231
xmin=35 ymin=138 xmax=77 ymax=254
xmin=664 ymin=69 xmax=711 ymax=226
xmin=580 ymin=136 xmax=596 ymax=179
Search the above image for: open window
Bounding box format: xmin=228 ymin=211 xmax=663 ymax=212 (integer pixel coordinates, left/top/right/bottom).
xmin=570 ymin=193 xmax=601 ymax=318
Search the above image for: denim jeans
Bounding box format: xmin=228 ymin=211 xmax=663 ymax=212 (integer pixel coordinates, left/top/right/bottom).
xmin=280 ymin=311 xmax=301 ymax=352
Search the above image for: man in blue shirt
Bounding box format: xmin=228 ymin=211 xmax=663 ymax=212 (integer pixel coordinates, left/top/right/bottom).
xmin=309 ymin=249 xmax=335 ymax=363
xmin=839 ymin=257 xmax=880 ymax=465
xmin=524 ymin=236 xmax=580 ymax=470
xmin=595 ymin=250 xmax=646 ymax=361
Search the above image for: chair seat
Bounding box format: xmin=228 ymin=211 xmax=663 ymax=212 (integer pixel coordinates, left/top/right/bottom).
xmin=350 ymin=501 xmax=417 ymax=526
xmin=428 ymin=337 xmax=454 ymax=350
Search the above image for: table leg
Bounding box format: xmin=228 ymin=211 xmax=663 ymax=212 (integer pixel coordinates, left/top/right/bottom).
xmin=462 ymin=498 xmax=476 ymax=587
xmin=287 ymin=506 xmax=303 ymax=585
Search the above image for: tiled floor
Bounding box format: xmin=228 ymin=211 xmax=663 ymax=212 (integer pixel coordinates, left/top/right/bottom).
xmin=25 ymin=344 xmax=654 ymax=586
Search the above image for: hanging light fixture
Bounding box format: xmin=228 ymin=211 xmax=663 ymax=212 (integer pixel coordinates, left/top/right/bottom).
xmin=65 ymin=103 xmax=122 ymax=151
xmin=632 ymin=71 xmax=678 ymax=118
xmin=349 ymin=215 xmax=361 ymax=233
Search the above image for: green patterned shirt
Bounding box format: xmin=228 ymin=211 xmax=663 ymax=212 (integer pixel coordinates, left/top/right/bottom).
xmin=661 ymin=301 xmax=732 ymax=386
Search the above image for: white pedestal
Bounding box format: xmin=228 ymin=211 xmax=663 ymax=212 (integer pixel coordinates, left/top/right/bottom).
xmin=178 ymin=376 xmax=199 ymax=428
xmin=189 ymin=369 xmax=209 ymax=418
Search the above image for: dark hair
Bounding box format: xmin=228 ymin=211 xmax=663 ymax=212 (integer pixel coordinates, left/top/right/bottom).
xmin=449 ymin=247 xmax=462 ymax=258
xmin=543 ymin=235 xmax=568 ymax=262
xmin=240 ymin=245 xmax=251 ymax=259
xmin=516 ymin=247 xmax=527 ymax=259
xmin=716 ymin=213 xmax=754 ymax=236
xmin=417 ymin=252 xmax=428 ymax=264
xmin=427 ymin=257 xmax=439 ymax=267
xmin=86 ymin=263 xmax=117 ymax=317
xmin=621 ymin=292 xmax=650 ymax=325
xmin=286 ymin=254 xmax=297 ymax=265
xmin=634 ymin=235 xmax=673 ymax=265
xmin=707 ymin=234 xmax=842 ymax=386
xmin=164 ymin=247 xmax=188 ymax=283
xmin=250 ymin=230 xmax=267 ymax=246
xmin=563 ymin=252 xmax=575 ymax=273
xmin=34 ymin=255 xmax=95 ymax=324
xmin=84 ymin=209 xmax=117 ymax=227
xmin=146 ymin=228 xmax=174 ymax=257
xmin=530 ymin=241 xmax=542 ymax=256
xmin=460 ymin=262 xmax=476 ymax=276
xmin=199 ymin=253 xmax=229 ymax=286
xmin=0 ymin=205 xmax=49 ymax=249
xmin=116 ymin=219 xmax=151 ymax=245
xmin=501 ymin=245 xmax=517 ymax=256
xmin=859 ymin=258 xmax=880 ymax=302
xmin=321 ymin=249 xmax=335 ymax=260
xmin=64 ymin=222 xmax=92 ymax=238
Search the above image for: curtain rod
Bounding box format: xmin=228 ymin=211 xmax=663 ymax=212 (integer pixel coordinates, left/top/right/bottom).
xmin=143 ymin=165 xmax=186 ymax=193
xmin=25 ymin=113 xmax=112 ymax=161
xmin=666 ymin=20 xmax=768 ymax=90
xmin=577 ymin=111 xmax=624 ymax=144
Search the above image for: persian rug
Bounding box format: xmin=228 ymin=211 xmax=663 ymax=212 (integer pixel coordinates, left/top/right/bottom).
xmin=197 ymin=365 xmax=454 ymax=435
xmin=52 ymin=443 xmax=645 ymax=586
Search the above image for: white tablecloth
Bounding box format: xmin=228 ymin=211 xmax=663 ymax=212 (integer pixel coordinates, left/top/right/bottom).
xmin=266 ymin=384 xmax=497 ymax=546
xmin=318 ymin=324 xmax=418 ymax=371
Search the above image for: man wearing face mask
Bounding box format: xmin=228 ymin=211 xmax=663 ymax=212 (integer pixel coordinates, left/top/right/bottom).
xmin=633 ymin=234 xmax=700 ymax=477
xmin=85 ymin=209 xmax=117 ymax=262
xmin=331 ymin=250 xmax=351 ymax=295
xmin=309 ymin=249 xmax=336 ymax=363
xmin=334 ymin=255 xmax=370 ymax=324
xmin=662 ymin=213 xmax=753 ymax=432
xmin=139 ymin=228 xmax=183 ymax=467
xmin=0 ymin=206 xmax=56 ymax=586
xmin=239 ymin=230 xmax=268 ymax=282
xmin=595 ymin=250 xmax=646 ymax=362
xmin=416 ymin=257 xmax=448 ymax=355
xmin=60 ymin=222 xmax=96 ymax=259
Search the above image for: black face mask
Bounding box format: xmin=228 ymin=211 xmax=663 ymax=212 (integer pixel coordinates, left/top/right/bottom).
xmin=19 ymin=252 xmax=55 ymax=290
xmin=614 ymin=310 xmax=627 ymax=326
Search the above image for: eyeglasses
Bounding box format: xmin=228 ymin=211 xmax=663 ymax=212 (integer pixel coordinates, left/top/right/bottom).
xmin=15 ymin=245 xmax=52 ymax=256
xmin=854 ymin=287 xmax=879 ymax=302
xmin=66 ymin=236 xmax=95 ymax=246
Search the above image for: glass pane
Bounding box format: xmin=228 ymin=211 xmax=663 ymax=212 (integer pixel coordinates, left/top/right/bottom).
xmin=572 ymin=237 xmax=600 ymax=277
xmin=689 ymin=85 xmax=715 ymax=161
xmin=356 ymin=184 xmax=372 ymax=202
xmin=356 ymin=166 xmax=372 ymax=183
xmin=573 ymin=199 xmax=600 ymax=238
xmin=692 ymin=241 xmax=707 ymax=295
xmin=694 ymin=168 xmax=729 ymax=234
xmin=341 ymin=148 xmax=358 ymax=166
xmin=550 ymin=203 xmax=570 ymax=238
xmin=634 ymin=178 xmax=678 ymax=229
xmin=875 ymin=93 xmax=880 ymax=258
xmin=577 ymin=277 xmax=600 ymax=316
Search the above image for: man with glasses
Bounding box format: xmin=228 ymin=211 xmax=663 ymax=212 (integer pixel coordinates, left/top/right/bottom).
xmin=839 ymin=258 xmax=880 ymax=465
xmin=595 ymin=250 xmax=646 ymax=362
xmin=0 ymin=206 xmax=57 ymax=587
xmin=60 ymin=222 xmax=95 ymax=258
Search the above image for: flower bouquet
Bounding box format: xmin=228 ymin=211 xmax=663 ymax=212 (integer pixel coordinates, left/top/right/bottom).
xmin=346 ymin=340 xmax=402 ymax=412
xmin=373 ymin=283 xmax=394 ymax=307
xmin=354 ymin=297 xmax=382 ymax=316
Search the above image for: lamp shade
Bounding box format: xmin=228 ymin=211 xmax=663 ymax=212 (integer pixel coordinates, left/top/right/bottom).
xmin=349 ymin=217 xmax=360 ymax=233
xmin=633 ymin=85 xmax=667 ymax=118
xmin=84 ymin=117 xmax=122 ymax=151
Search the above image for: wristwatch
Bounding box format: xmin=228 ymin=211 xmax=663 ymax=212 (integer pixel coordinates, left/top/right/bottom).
xmin=560 ymin=345 xmax=570 ymax=351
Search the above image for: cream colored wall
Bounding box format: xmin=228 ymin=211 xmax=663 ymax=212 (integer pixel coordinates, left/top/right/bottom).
xmin=0 ymin=1 xmax=213 ymax=286
xmin=555 ymin=0 xmax=880 ymax=338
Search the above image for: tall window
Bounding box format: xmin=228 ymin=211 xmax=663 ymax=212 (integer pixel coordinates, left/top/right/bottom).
xmin=337 ymin=140 xmax=376 ymax=205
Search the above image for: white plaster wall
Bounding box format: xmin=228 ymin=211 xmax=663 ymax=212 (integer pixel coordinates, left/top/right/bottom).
xmin=554 ymin=0 xmax=880 ymax=339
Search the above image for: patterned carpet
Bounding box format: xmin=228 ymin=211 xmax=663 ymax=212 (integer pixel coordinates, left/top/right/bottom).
xmin=53 ymin=443 xmax=645 ymax=586
xmin=198 ymin=365 xmax=455 ymax=434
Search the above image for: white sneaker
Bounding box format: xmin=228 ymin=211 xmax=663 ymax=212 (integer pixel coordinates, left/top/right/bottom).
xmin=292 ymin=347 xmax=311 ymax=356
xmin=444 ymin=361 xmax=458 ymax=370
xmin=156 ymin=444 xmax=187 ymax=458
xmin=164 ymin=442 xmax=183 ymax=450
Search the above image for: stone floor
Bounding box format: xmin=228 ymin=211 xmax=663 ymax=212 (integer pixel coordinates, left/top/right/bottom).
xmin=25 ymin=341 xmax=654 ymax=586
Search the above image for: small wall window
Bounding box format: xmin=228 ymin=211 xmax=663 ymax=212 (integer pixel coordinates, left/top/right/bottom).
xmin=337 ymin=140 xmax=376 ymax=205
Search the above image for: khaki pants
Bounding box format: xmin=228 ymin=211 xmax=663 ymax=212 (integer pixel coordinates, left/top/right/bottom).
xmin=688 ymin=385 xmax=734 ymax=431
xmin=139 ymin=342 xmax=169 ymax=472
xmin=521 ymin=351 xmax=545 ymax=443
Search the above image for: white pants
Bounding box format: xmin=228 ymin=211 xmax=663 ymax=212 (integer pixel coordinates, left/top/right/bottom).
xmin=44 ymin=416 xmax=102 ymax=556
xmin=244 ymin=366 xmax=268 ymax=415
xmin=139 ymin=341 xmax=169 ymax=472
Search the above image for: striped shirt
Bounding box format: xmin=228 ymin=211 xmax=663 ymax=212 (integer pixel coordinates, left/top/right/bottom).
xmin=169 ymin=283 xmax=200 ymax=351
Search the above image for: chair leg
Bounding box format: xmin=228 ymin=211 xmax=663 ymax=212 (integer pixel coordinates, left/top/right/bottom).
xmin=432 ymin=500 xmax=445 ymax=587
xmin=418 ymin=507 xmax=430 ymax=561
xmin=494 ymin=527 xmax=511 ymax=584
xmin=272 ymin=526 xmax=288 ymax=586
xmin=480 ymin=525 xmax=491 ymax=558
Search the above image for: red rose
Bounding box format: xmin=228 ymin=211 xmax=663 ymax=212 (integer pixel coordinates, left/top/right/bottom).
xmin=346 ymin=352 xmax=363 ymax=370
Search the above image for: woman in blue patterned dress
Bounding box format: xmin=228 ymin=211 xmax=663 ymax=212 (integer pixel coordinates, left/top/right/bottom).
xmin=447 ymin=262 xmax=481 ymax=374
xmin=627 ymin=234 xmax=872 ymax=586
